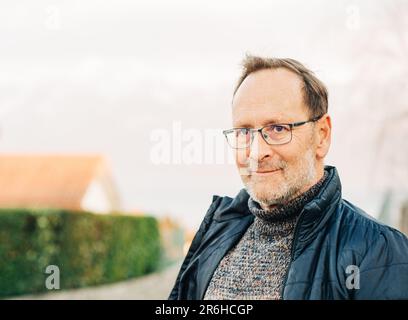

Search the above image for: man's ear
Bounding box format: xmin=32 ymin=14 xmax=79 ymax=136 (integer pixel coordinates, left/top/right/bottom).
xmin=316 ymin=114 xmax=331 ymax=159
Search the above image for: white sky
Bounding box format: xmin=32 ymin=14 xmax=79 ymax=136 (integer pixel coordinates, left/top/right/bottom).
xmin=1 ymin=0 xmax=407 ymax=229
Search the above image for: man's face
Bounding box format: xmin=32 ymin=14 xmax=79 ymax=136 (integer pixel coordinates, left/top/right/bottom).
xmin=232 ymin=68 xmax=322 ymax=208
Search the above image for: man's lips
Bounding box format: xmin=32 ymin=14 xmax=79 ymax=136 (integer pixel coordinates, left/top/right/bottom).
xmin=252 ymin=168 xmax=282 ymax=176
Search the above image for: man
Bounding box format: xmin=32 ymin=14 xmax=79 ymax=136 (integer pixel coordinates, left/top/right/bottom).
xmin=169 ymin=55 xmax=408 ymax=300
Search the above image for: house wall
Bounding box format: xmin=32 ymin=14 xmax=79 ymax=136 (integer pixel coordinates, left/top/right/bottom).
xmin=81 ymin=178 xmax=114 ymax=213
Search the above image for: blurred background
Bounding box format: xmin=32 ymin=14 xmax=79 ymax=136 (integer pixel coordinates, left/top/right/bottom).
xmin=0 ymin=0 xmax=407 ymax=299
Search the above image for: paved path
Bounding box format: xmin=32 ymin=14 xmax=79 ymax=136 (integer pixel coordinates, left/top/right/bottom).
xmin=14 ymin=261 xmax=181 ymax=300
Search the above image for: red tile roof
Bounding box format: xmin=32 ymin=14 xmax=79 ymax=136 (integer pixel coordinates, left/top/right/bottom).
xmin=0 ymin=154 xmax=107 ymax=210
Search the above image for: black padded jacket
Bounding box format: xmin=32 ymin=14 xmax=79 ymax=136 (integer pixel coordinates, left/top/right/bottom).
xmin=169 ymin=166 xmax=408 ymax=300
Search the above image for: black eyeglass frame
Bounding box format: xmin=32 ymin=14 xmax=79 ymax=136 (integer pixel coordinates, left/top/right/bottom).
xmin=222 ymin=113 xmax=325 ymax=149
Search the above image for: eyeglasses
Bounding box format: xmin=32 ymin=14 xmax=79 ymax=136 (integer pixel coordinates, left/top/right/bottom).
xmin=223 ymin=114 xmax=324 ymax=149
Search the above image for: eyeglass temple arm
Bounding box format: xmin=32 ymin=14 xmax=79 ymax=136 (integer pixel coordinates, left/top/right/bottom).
xmin=290 ymin=114 xmax=324 ymax=128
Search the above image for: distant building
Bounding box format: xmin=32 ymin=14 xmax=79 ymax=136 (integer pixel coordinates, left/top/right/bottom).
xmin=159 ymin=216 xmax=185 ymax=261
xmin=0 ymin=154 xmax=121 ymax=213
xmin=400 ymin=202 xmax=408 ymax=236
xmin=378 ymin=189 xmax=408 ymax=236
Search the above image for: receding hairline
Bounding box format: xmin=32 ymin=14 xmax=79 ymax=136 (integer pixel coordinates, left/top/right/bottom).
xmin=234 ymin=66 xmax=305 ymax=96
xmin=232 ymin=55 xmax=329 ymax=118
xmin=233 ymin=57 xmax=309 ymax=96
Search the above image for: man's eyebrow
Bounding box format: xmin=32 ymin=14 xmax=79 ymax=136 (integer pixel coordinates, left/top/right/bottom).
xmin=260 ymin=118 xmax=285 ymax=126
xmin=233 ymin=118 xmax=285 ymax=128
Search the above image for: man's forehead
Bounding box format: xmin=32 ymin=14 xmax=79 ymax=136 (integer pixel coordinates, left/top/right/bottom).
xmin=232 ymin=97 xmax=309 ymax=127
xmin=233 ymin=68 xmax=304 ymax=104
xmin=232 ymin=108 xmax=298 ymax=127
xmin=231 ymin=68 xmax=307 ymax=126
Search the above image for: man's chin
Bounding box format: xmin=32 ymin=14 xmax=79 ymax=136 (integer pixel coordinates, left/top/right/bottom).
xmin=248 ymin=188 xmax=283 ymax=205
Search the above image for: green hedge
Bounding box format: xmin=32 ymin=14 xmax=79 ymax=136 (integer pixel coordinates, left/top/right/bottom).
xmin=0 ymin=208 xmax=162 ymax=298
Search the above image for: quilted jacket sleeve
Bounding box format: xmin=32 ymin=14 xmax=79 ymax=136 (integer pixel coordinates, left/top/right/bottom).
xmin=353 ymin=226 xmax=408 ymax=299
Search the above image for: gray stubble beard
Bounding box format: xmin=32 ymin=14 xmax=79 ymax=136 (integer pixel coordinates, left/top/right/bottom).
xmin=243 ymin=148 xmax=317 ymax=207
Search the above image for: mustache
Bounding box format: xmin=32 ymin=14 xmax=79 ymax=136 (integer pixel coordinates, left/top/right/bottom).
xmin=248 ymin=159 xmax=287 ymax=172
xmin=236 ymin=156 xmax=287 ymax=176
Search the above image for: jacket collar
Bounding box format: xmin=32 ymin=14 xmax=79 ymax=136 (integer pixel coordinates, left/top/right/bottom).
xmin=292 ymin=165 xmax=342 ymax=258
xmin=212 ymin=188 xmax=251 ymax=222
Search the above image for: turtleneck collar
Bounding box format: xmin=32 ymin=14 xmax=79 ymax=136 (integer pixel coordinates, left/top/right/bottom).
xmin=247 ymin=170 xmax=328 ymax=224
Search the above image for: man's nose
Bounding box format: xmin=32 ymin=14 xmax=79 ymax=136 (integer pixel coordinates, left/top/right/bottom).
xmin=248 ymin=131 xmax=273 ymax=165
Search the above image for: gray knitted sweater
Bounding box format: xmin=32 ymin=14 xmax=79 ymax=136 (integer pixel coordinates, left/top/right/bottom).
xmin=204 ymin=173 xmax=327 ymax=300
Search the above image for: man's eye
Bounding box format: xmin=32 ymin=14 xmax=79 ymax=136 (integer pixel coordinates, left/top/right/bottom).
xmin=273 ymin=125 xmax=285 ymax=133
xmin=237 ymin=128 xmax=249 ymax=136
